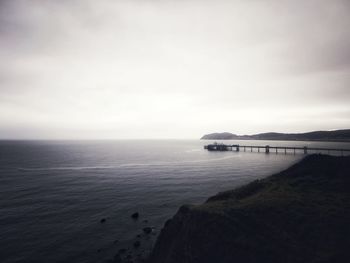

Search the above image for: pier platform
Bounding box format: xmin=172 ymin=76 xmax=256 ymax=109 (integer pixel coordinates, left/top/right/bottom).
xmin=204 ymin=143 xmax=350 ymax=155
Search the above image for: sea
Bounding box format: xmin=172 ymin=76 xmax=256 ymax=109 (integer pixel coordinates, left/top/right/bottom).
xmin=1 ymin=139 xmax=349 ymax=263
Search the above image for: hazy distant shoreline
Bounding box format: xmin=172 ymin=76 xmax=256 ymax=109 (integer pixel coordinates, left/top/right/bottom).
xmin=201 ymin=129 xmax=350 ymax=142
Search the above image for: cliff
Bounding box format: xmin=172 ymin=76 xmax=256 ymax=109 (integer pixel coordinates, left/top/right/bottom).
xmin=149 ymin=155 xmax=350 ymax=263
xmin=201 ymin=129 xmax=350 ymax=142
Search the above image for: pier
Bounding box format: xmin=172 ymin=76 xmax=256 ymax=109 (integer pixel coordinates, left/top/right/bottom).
xmin=204 ymin=143 xmax=350 ymax=155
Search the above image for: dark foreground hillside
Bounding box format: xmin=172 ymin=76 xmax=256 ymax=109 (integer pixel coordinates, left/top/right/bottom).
xmin=149 ymin=155 xmax=350 ymax=263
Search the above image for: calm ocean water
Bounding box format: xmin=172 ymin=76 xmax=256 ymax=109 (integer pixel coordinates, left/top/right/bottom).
xmin=1 ymin=140 xmax=349 ymax=263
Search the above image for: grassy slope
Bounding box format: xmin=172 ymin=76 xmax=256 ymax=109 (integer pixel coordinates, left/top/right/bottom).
xmin=149 ymin=155 xmax=350 ymax=263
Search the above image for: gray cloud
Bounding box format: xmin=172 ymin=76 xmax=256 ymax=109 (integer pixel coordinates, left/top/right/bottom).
xmin=0 ymin=0 xmax=349 ymax=139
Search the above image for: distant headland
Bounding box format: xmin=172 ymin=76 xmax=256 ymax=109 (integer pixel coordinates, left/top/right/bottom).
xmin=201 ymin=129 xmax=350 ymax=142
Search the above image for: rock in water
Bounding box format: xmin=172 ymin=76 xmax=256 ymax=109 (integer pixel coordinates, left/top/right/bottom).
xmin=133 ymin=240 xmax=141 ymax=248
xmin=143 ymin=227 xmax=152 ymax=234
xmin=131 ymin=212 xmax=139 ymax=219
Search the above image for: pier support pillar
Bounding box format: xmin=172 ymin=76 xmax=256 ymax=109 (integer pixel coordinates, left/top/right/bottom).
xmin=303 ymin=146 xmax=308 ymax=154
xmin=265 ymin=145 xmax=270 ymax=154
xmin=236 ymin=146 xmax=240 ymax=152
xmin=285 ymin=148 xmax=287 ymax=154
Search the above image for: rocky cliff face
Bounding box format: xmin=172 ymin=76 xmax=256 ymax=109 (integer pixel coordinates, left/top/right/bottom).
xmin=149 ymin=155 xmax=350 ymax=263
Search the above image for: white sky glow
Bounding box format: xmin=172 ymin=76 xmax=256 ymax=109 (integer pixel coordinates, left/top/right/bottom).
xmin=1 ymin=0 xmax=350 ymax=139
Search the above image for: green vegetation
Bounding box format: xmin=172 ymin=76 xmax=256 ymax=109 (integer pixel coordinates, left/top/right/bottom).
xmin=150 ymin=155 xmax=350 ymax=263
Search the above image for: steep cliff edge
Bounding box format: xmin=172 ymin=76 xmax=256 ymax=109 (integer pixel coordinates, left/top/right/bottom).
xmin=149 ymin=155 xmax=350 ymax=263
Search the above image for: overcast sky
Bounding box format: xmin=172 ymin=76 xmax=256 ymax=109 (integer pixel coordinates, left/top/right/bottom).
xmin=0 ymin=0 xmax=349 ymax=139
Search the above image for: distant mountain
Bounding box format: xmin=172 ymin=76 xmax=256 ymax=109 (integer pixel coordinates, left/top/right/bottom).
xmin=201 ymin=129 xmax=350 ymax=142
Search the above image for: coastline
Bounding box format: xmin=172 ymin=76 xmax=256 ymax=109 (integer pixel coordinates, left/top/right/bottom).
xmin=202 ymin=138 xmax=350 ymax=143
xmin=149 ymin=154 xmax=350 ymax=263
xmin=200 ymin=129 xmax=350 ymax=142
